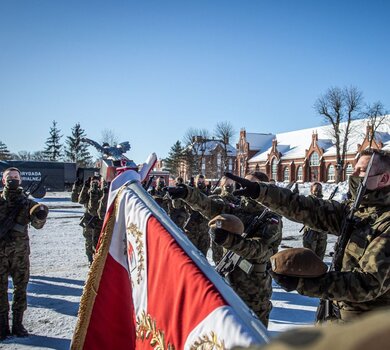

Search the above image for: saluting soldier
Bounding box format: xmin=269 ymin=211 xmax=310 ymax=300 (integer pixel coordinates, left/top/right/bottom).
xmin=226 ymin=149 xmax=390 ymax=323
xmin=0 ymin=168 xmax=48 ymax=339
xmin=167 ymin=171 xmax=282 ymax=327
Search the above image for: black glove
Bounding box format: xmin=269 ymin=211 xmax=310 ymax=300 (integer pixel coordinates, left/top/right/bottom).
xmin=212 ymin=228 xmax=229 ymax=244
xmin=75 ymin=178 xmax=83 ymax=186
xmin=164 ymin=184 xmax=188 ymax=199
xmin=270 ymin=271 xmax=299 ymax=292
xmin=224 ymin=172 xmax=260 ymax=199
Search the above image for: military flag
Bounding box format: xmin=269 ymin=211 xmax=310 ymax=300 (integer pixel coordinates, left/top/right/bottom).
xmin=72 ymin=164 xmax=268 ymax=349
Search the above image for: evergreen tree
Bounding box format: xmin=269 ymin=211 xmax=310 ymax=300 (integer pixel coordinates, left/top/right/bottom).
xmin=0 ymin=141 xmax=12 ymax=160
xmin=164 ymin=141 xmax=185 ymax=177
xmin=44 ymin=120 xmax=63 ymax=161
xmin=65 ymin=123 xmax=92 ymax=167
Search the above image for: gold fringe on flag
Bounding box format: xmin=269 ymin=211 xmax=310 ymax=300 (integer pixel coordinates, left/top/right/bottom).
xmin=71 ymin=190 xmax=122 ymax=350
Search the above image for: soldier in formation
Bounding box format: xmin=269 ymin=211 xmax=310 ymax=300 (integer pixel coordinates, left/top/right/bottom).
xmin=225 ymin=148 xmax=390 ymax=322
xmin=0 ymin=167 xmax=48 ymax=339
xmin=71 ymin=174 xmax=104 ymax=265
xmin=302 ymin=182 xmax=328 ymax=260
xmin=167 ymin=171 xmax=283 ymax=327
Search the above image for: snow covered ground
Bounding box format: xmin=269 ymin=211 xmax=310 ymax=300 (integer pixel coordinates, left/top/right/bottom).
xmin=1 ymin=182 xmax=344 ymax=349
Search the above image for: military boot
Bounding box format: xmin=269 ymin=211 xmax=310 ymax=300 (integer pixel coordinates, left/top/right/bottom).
xmin=0 ymin=313 xmax=10 ymax=341
xmin=12 ymin=311 xmax=28 ymax=337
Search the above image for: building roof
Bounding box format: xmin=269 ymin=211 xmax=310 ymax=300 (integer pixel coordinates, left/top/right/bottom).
xmin=248 ymin=115 xmax=390 ymax=163
xmin=244 ymin=132 xmax=275 ymax=151
xmin=189 ymin=139 xmax=237 ymax=157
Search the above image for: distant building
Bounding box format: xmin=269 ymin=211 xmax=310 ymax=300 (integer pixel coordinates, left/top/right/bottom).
xmin=237 ymin=116 xmax=390 ymax=183
xmin=180 ymin=137 xmax=237 ymax=184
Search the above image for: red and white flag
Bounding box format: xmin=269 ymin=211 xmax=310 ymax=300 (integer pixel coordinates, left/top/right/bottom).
xmin=72 ymin=167 xmax=268 ymax=349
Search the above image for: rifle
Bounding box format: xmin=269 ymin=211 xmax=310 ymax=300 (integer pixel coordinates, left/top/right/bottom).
xmin=211 ymin=175 xmax=223 ymax=193
xmin=143 ymin=175 xmax=155 ymax=190
xmin=299 ymin=185 xmax=339 ymax=233
xmin=0 ymin=197 xmax=28 ymax=240
xmin=316 ymin=154 xmax=375 ymax=323
xmin=215 ymin=208 xmax=270 ymax=278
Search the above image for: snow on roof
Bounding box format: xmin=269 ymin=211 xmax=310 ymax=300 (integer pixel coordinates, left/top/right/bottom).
xmin=189 ymin=139 xmax=237 ymax=156
xmin=245 ymin=132 xmax=275 ymax=151
xmin=249 ymin=115 xmax=390 ymax=163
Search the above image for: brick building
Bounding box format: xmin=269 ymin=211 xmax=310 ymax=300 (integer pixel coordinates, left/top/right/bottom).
xmin=237 ymin=116 xmax=390 ymax=183
xmin=180 ymin=138 xmax=237 ymax=184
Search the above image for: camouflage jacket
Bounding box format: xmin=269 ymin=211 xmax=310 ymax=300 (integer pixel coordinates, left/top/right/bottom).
xmin=71 ymin=181 xmax=83 ymax=203
xmin=183 ymin=186 xmax=282 ymax=265
xmin=0 ymin=187 xmax=43 ymax=238
xmin=255 ymin=183 xmax=390 ymax=318
xmin=88 ymin=183 xmax=103 ymax=217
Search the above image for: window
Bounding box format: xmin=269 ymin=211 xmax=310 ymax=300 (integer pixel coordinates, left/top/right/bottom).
xmin=296 ymin=166 xmax=303 ymax=181
xmin=201 ymin=158 xmax=206 ymax=172
xmin=217 ymin=153 xmax=222 ymax=166
xmin=345 ymin=163 xmax=353 ymax=179
xmin=327 ymin=165 xmax=335 ymax=182
xmin=309 ymin=152 xmax=320 ymax=166
xmin=283 ymin=167 xmax=289 ymax=182
xmin=271 ymin=158 xmax=277 ymax=180
xmin=228 ymin=158 xmax=233 ymax=171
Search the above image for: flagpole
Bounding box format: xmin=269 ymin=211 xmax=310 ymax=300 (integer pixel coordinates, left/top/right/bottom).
xmin=125 ymin=179 xmax=270 ymax=344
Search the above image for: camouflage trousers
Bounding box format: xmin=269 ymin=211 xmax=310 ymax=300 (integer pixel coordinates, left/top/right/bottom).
xmin=303 ymin=230 xmax=328 ymax=260
xmin=83 ymin=223 xmax=102 ymax=265
xmin=230 ymin=268 xmax=273 ymax=327
xmin=184 ymin=229 xmax=210 ymax=257
xmin=0 ymin=237 xmax=30 ymax=314
xmin=169 ymin=208 xmax=187 ymax=229
xmin=211 ymin=240 xmax=224 ymax=265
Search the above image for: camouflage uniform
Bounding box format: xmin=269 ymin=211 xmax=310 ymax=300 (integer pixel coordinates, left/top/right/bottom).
xmin=87 ymin=181 xmax=104 ymax=253
xmin=77 ymin=181 xmax=102 ymax=264
xmin=208 ymin=191 xmax=241 ymax=264
xmin=182 ymin=186 xmax=282 ymax=327
xmin=254 ymin=183 xmax=390 ymax=321
xmin=302 ymin=226 xmax=328 ymax=260
xmin=0 ymin=187 xmax=46 ymax=326
xmin=152 ymin=187 xmax=170 ymax=213
xmin=97 ymin=185 xmax=109 ymax=221
xmin=302 ymin=195 xmax=327 ymax=260
xmin=167 ymin=200 xmax=187 ymax=229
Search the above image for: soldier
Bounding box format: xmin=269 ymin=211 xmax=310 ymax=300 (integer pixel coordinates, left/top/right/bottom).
xmin=167 ymin=171 xmax=282 ymax=327
xmin=97 ymin=180 xmax=109 ymax=222
xmin=87 ymin=176 xmax=104 ymax=256
xmin=170 ymin=174 xmax=211 ymax=257
xmin=152 ymin=177 xmax=169 ymax=213
xmin=167 ymin=177 xmax=187 ymax=229
xmin=0 ymin=167 xmax=48 ymax=339
xmin=208 ymin=176 xmax=240 ymax=264
xmin=302 ymin=182 xmax=328 ymax=260
xmin=78 ymin=175 xmax=101 ymax=265
xmin=225 ymin=149 xmax=390 ymax=322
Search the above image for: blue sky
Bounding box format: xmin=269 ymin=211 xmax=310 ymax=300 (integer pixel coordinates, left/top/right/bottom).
xmin=1 ymin=0 xmax=389 ymax=163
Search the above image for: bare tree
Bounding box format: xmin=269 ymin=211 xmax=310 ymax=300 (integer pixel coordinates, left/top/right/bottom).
xmin=362 ymin=101 xmax=388 ymax=148
xmin=314 ymin=86 xmax=363 ymax=182
xmin=100 ymin=129 xmax=119 ymax=146
xmin=214 ymin=121 xmax=236 ymax=173
xmin=17 ymin=151 xmax=32 ymax=160
xmin=182 ymin=128 xmax=210 ymax=175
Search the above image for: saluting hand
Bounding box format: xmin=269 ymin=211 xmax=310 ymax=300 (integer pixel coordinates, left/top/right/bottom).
xmin=224 ymin=172 xmax=260 ymax=199
xmin=164 ymin=184 xmax=188 ymax=199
